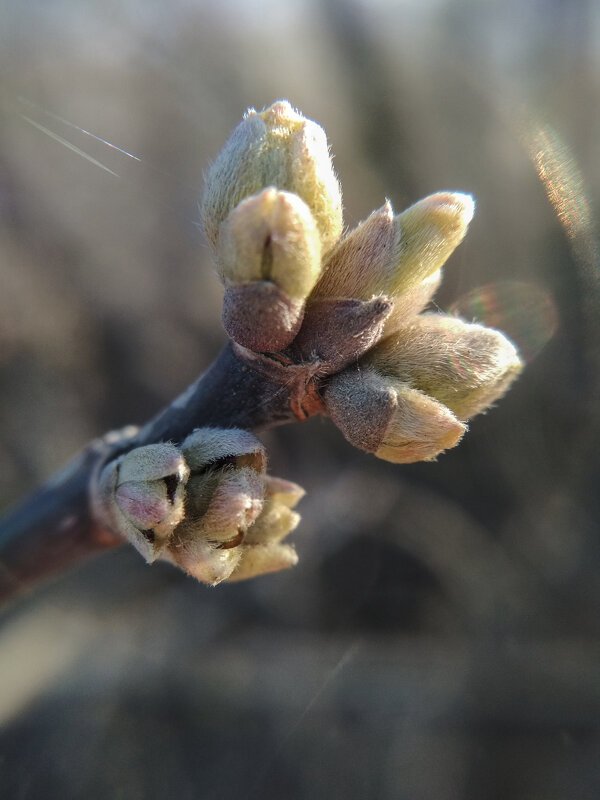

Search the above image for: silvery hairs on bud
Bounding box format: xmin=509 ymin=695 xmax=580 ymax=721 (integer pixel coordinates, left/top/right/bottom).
xmin=202 ymin=100 xmax=343 ymax=253
xmin=217 ymin=188 xmax=323 ymax=351
xmin=80 ymin=99 xmax=529 ymax=592
xmin=92 ymin=428 xmax=304 ymax=586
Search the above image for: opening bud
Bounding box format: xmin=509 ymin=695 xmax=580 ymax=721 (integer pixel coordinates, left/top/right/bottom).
xmin=168 ymin=466 xmax=265 ymax=585
xmin=202 ymin=100 xmax=343 ymax=253
xmin=227 ymin=476 xmax=304 ymax=581
xmin=93 ymin=428 xmax=306 ymax=585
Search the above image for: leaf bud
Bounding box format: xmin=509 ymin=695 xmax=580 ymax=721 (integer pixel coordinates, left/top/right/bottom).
xmin=93 ymin=429 xmax=306 ymax=585
xmin=323 ymin=367 xmax=466 ymax=464
xmin=226 ymin=543 xmax=298 ymax=582
xmin=312 ymin=192 xmax=474 ymax=333
xmin=217 ymin=188 xmax=322 ymax=351
xmin=202 ymin=100 xmax=343 ymax=253
xmin=367 ymin=313 xmax=523 ymax=420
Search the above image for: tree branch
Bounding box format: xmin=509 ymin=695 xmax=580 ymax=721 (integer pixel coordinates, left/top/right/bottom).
xmin=0 ymin=99 xmax=527 ymax=602
xmin=0 ymin=343 xmax=306 ymax=602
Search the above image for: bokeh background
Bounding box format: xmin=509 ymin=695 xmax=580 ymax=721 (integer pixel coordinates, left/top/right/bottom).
xmin=1 ymin=1 xmax=599 ymax=798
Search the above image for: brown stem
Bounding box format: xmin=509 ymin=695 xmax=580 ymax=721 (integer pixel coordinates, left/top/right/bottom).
xmin=0 ymin=342 xmax=309 ymax=603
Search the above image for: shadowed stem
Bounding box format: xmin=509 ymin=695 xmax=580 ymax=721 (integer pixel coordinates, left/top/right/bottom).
xmin=0 ymin=342 xmax=306 ymax=603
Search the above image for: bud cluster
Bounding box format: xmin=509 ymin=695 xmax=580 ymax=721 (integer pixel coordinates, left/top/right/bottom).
xmin=94 ymin=428 xmax=303 ymax=585
xmin=90 ymin=101 xmax=529 ymax=587
xmin=202 ymin=100 xmax=524 ymax=464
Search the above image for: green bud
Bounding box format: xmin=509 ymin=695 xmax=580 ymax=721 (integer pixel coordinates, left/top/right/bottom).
xmin=367 ymin=313 xmax=523 ymax=420
xmin=390 ymin=192 xmax=474 ymax=295
xmin=217 ymin=188 xmax=322 ymax=298
xmin=313 ymin=192 xmax=474 ymax=333
xmin=202 ymin=100 xmax=343 ymax=253
xmin=217 ymin=188 xmax=322 ymax=351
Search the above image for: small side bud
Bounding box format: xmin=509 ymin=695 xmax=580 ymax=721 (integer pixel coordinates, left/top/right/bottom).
xmin=367 ymin=313 xmax=523 ymax=420
xmin=217 ymin=188 xmax=322 ymax=351
xmin=94 ymin=443 xmax=190 ymax=562
xmin=202 ymin=100 xmax=343 ymax=253
xmin=292 ymin=296 xmax=393 ymax=374
xmin=323 ymin=367 xmax=465 ymax=464
xmin=292 ymin=296 xmax=393 ymax=373
xmin=92 ymin=428 xmax=306 ymax=586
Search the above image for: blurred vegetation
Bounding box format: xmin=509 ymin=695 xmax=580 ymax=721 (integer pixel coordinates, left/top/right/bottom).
xmin=0 ymin=1 xmax=599 ymax=798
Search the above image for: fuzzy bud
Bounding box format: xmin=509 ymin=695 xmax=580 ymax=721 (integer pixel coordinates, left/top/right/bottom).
xmin=180 ymin=427 xmax=266 ymax=474
xmin=323 ymin=367 xmax=466 ymax=464
xmin=367 ymin=313 xmax=523 ymax=420
xmin=313 ymin=193 xmax=474 ymax=333
xmin=94 ymin=443 xmax=190 ymax=563
xmin=217 ymin=188 xmax=322 ymax=351
xmin=168 ymin=466 xmax=265 ymax=585
xmin=202 ymin=100 xmax=343 ymax=253
xmin=227 ymin=476 xmax=304 ymax=581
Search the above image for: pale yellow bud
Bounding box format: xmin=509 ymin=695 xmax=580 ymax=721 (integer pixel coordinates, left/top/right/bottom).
xmin=227 ymin=543 xmax=298 ymax=582
xmin=390 ymin=192 xmax=474 ymax=295
xmin=202 ymin=100 xmax=343 ymax=253
xmin=375 ymin=383 xmax=466 ymax=463
xmin=217 ymin=188 xmax=322 ymax=299
xmin=227 ymin=475 xmax=304 ymax=581
xmin=263 ymin=475 xmax=306 ymax=508
xmin=313 ymin=192 xmax=473 ymax=333
xmin=368 ymin=313 xmax=523 ymax=420
xmin=323 ymin=367 xmax=465 ymax=464
xmin=245 ymin=497 xmax=301 ymax=546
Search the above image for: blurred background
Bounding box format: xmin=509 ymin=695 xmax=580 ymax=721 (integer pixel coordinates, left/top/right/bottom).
xmin=0 ymin=0 xmax=599 ymax=798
